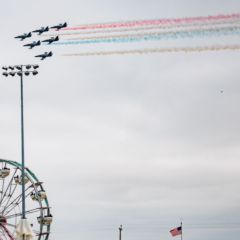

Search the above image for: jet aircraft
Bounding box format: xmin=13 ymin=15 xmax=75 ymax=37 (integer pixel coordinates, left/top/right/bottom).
xmin=32 ymin=26 xmax=49 ymax=35
xmin=14 ymin=32 xmax=32 ymax=41
xmin=35 ymin=51 xmax=53 ymax=60
xmin=23 ymin=40 xmax=41 ymax=49
xmin=50 ymin=22 xmax=67 ymax=30
xmin=42 ymin=36 xmax=59 ymax=44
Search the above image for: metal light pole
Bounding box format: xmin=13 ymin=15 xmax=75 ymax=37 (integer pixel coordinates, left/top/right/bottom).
xmin=2 ymin=64 xmax=39 ymax=220
xmin=119 ymin=225 xmax=123 ymax=240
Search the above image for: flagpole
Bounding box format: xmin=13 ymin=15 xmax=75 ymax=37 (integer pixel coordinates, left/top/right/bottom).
xmin=181 ymin=222 xmax=183 ymax=240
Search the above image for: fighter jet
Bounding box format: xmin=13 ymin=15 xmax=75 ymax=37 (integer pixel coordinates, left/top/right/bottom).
xmin=35 ymin=51 xmax=53 ymax=60
xmin=50 ymin=22 xmax=67 ymax=31
xmin=41 ymin=36 xmax=59 ymax=44
xmin=14 ymin=32 xmax=32 ymax=41
xmin=32 ymin=26 xmax=49 ymax=35
xmin=23 ymin=40 xmax=41 ymax=49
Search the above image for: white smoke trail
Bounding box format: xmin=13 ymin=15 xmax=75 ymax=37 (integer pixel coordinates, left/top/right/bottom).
xmin=62 ymin=45 xmax=240 ymax=57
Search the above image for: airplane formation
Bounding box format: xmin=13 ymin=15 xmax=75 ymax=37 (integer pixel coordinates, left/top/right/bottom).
xmin=14 ymin=22 xmax=67 ymax=60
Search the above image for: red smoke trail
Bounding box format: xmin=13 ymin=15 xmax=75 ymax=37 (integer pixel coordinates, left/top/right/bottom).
xmin=64 ymin=13 xmax=240 ymax=31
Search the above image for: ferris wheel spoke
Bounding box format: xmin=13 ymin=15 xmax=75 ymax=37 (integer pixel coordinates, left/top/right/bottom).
xmin=4 ymin=223 xmax=16 ymax=228
xmin=33 ymin=230 xmax=40 ymax=235
xmin=0 ymin=224 xmax=14 ymax=240
xmin=2 ymin=196 xmax=21 ymax=216
xmin=0 ymin=168 xmax=18 ymax=204
xmin=0 ymin=228 xmax=7 ymax=240
xmin=6 ymin=178 xmax=15 ymax=201
xmin=3 ymin=185 xmax=17 ymax=211
xmin=0 ymin=179 xmax=5 ymax=205
xmin=0 ymin=168 xmax=18 ymax=205
xmin=2 ymin=184 xmax=31 ymax=211
xmin=6 ymin=207 xmax=42 ymax=219
xmin=34 ymin=229 xmax=51 ymax=236
xmin=3 ymin=187 xmax=32 ymax=215
xmin=1 ymin=185 xmax=18 ymax=213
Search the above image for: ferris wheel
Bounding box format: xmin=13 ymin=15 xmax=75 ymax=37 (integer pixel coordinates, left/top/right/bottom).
xmin=0 ymin=159 xmax=52 ymax=240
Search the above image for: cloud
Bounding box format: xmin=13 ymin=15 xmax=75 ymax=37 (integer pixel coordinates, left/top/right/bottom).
xmin=1 ymin=1 xmax=240 ymax=240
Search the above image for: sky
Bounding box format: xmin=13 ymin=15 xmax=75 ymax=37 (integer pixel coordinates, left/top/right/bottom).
xmin=0 ymin=1 xmax=240 ymax=240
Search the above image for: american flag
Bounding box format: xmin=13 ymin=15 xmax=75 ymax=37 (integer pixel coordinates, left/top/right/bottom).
xmin=169 ymin=226 xmax=182 ymax=237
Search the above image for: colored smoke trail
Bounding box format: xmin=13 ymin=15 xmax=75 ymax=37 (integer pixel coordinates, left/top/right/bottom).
xmin=64 ymin=13 xmax=240 ymax=31
xmin=53 ymin=27 xmax=240 ymax=46
xmin=45 ymin=18 xmax=240 ymax=37
xmin=62 ymin=45 xmax=240 ymax=57
xmin=65 ymin=25 xmax=240 ymax=41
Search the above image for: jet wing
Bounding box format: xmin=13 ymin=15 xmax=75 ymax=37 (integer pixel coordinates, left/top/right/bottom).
xmin=32 ymin=29 xmax=41 ymax=33
xmin=35 ymin=52 xmax=52 ymax=60
xmin=35 ymin=54 xmax=44 ymax=58
xmin=15 ymin=35 xmax=25 ymax=40
xmin=50 ymin=23 xmax=67 ymax=30
xmin=23 ymin=41 xmax=40 ymax=49
xmin=35 ymin=55 xmax=45 ymax=60
xmin=23 ymin=43 xmax=32 ymax=47
xmin=50 ymin=25 xmax=59 ymax=29
xmin=14 ymin=32 xmax=32 ymax=40
xmin=42 ymin=38 xmax=51 ymax=42
xmin=32 ymin=27 xmax=49 ymax=35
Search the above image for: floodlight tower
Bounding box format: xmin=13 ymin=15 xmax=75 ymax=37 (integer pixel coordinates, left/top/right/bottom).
xmin=2 ymin=64 xmax=39 ymax=220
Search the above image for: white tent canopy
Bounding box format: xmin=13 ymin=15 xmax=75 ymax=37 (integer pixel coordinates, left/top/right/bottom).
xmin=16 ymin=219 xmax=34 ymax=240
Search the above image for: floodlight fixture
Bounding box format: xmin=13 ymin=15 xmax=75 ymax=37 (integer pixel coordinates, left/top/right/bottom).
xmin=32 ymin=65 xmax=39 ymax=69
xmin=9 ymin=72 xmax=15 ymax=76
xmin=2 ymin=66 xmax=8 ymax=71
xmin=8 ymin=66 xmax=14 ymax=70
xmin=15 ymin=65 xmax=22 ymax=70
xmin=32 ymin=71 xmax=38 ymax=76
xmin=2 ymin=72 xmax=8 ymax=77
xmin=17 ymin=71 xmax=23 ymax=76
xmin=24 ymin=71 xmax=30 ymax=76
xmin=26 ymin=65 xmax=31 ymax=70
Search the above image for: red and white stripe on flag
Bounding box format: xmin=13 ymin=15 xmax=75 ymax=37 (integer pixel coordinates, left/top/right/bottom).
xmin=170 ymin=226 xmax=182 ymax=237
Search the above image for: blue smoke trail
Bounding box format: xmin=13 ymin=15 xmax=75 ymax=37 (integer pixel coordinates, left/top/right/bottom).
xmin=52 ymin=27 xmax=240 ymax=45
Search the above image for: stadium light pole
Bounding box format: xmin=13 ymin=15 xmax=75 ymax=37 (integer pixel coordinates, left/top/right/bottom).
xmin=2 ymin=64 xmax=39 ymax=220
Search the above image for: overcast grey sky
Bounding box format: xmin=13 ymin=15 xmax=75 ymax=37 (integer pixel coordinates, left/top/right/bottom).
xmin=1 ymin=1 xmax=240 ymax=240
